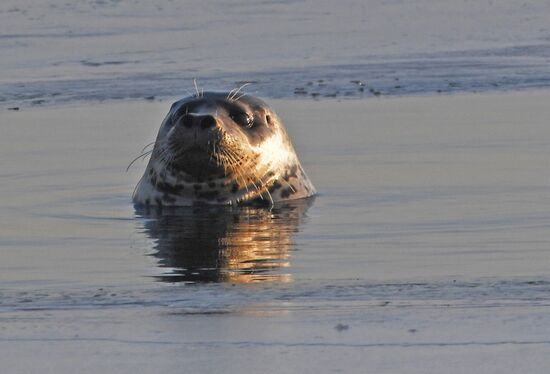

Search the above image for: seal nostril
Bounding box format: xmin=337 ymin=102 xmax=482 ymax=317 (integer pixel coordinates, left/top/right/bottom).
xmin=182 ymin=114 xmax=193 ymax=128
xmin=200 ymin=116 xmax=217 ymax=129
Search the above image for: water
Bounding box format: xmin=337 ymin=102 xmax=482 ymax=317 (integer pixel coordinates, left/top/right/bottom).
xmin=3 ymin=0 xmax=550 ymax=371
xmin=2 ymin=0 xmax=550 ymax=106
xmin=2 ymin=93 xmax=550 ymax=372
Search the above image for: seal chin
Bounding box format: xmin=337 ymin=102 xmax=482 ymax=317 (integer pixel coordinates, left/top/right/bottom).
xmin=170 ymin=146 xmax=223 ymax=179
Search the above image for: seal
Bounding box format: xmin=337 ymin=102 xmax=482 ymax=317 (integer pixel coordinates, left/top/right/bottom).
xmin=132 ymin=90 xmax=316 ymax=207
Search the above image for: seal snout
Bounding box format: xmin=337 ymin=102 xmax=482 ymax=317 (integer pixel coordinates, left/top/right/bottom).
xmin=172 ymin=112 xmax=222 ymax=151
xmin=179 ymin=113 xmax=218 ymax=129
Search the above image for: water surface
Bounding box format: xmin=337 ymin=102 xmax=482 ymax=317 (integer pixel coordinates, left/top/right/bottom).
xmin=2 ymin=92 xmax=550 ymax=372
xmin=2 ymin=0 xmax=550 ymax=106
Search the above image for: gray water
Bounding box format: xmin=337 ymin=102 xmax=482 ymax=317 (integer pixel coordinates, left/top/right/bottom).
xmin=4 ymin=1 xmax=550 ymax=371
xmin=3 ymin=0 xmax=550 ymax=107
xmin=2 ymin=93 xmax=550 ymax=310
xmin=2 ymin=91 xmax=550 ymax=372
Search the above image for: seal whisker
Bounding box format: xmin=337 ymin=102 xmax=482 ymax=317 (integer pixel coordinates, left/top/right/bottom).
xmin=227 ymin=88 xmax=238 ymax=100
xmin=281 ymin=178 xmax=296 ymax=192
xmin=225 ymin=151 xmax=243 ymax=176
xmin=229 ymin=83 xmax=251 ymax=101
xmin=126 ymin=149 xmax=154 ymax=172
xmin=235 ymin=171 xmax=249 ymax=193
xmin=248 ymin=175 xmax=260 ymax=192
xmin=221 ymin=149 xmax=247 ymax=183
xmin=156 ymin=144 xmax=173 ymax=167
xmin=233 ymin=92 xmax=248 ymax=102
xmin=217 ymin=149 xmax=229 ymax=176
xmin=193 ymin=79 xmax=200 ymax=97
xmin=249 ymin=170 xmax=274 ymax=204
xmin=162 ymin=146 xmax=177 ymax=169
xmin=140 ymin=141 xmax=157 ymax=153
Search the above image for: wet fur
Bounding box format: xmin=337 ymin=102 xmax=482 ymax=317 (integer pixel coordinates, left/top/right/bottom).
xmin=133 ymin=91 xmax=315 ymax=207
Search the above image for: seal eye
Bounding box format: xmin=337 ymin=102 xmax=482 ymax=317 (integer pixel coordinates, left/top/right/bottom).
xmin=231 ymin=112 xmax=253 ymax=128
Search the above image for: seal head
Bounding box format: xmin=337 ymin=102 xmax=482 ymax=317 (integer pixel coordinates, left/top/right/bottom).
xmin=133 ymin=92 xmax=316 ymax=207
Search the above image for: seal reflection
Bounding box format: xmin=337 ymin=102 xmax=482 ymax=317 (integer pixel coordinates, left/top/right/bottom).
xmin=135 ymin=199 xmax=313 ymax=283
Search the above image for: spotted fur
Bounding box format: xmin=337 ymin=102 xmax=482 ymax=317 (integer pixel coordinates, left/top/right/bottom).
xmin=133 ymin=92 xmax=316 ymax=206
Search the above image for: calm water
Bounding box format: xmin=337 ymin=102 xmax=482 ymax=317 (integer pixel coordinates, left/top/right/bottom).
xmin=3 ymin=1 xmax=550 ymax=371
xmin=2 ymin=93 xmax=550 ymax=310
xmin=2 ymin=0 xmax=550 ymax=106
xmin=2 ymin=93 xmax=550 ymax=372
